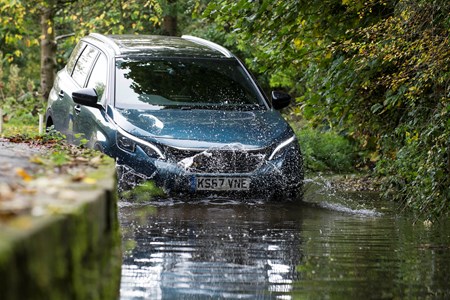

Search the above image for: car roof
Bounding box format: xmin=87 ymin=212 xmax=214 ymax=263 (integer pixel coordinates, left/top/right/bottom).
xmin=85 ymin=33 xmax=234 ymax=59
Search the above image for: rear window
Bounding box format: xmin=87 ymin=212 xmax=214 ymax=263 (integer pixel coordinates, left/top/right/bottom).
xmin=72 ymin=45 xmax=99 ymax=87
xmin=114 ymin=58 xmax=266 ymax=110
xmin=66 ymin=41 xmax=85 ymax=75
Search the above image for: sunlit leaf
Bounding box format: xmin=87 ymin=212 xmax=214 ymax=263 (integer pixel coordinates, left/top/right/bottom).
xmin=15 ymin=168 xmax=32 ymax=182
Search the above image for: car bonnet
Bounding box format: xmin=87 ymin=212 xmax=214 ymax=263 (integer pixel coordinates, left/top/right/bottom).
xmin=112 ymin=108 xmax=291 ymax=149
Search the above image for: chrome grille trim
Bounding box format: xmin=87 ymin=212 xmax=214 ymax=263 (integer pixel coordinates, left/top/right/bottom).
xmin=169 ymin=147 xmax=268 ymax=174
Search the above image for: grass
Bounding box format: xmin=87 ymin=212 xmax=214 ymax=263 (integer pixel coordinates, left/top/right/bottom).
xmin=0 ymin=116 xmax=41 ymax=138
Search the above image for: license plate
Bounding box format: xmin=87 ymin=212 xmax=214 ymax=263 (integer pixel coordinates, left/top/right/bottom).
xmin=195 ymin=177 xmax=251 ymax=191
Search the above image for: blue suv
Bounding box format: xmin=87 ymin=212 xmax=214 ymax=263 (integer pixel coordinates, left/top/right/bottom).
xmin=46 ymin=33 xmax=303 ymax=200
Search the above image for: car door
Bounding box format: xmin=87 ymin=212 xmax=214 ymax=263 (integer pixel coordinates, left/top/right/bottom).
xmin=62 ymin=44 xmax=99 ymax=143
xmin=48 ymin=41 xmax=87 ymax=139
xmin=73 ymin=51 xmax=111 ymax=151
xmin=50 ymin=44 xmax=99 ymax=142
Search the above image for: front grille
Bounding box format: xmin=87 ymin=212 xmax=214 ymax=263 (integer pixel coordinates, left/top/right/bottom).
xmin=169 ymin=147 xmax=267 ymax=174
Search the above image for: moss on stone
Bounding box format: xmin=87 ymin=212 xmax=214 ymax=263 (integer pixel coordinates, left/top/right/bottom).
xmin=0 ymin=161 xmax=121 ymax=300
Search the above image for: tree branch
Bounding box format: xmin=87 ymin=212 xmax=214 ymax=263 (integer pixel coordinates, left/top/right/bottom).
xmin=55 ymin=33 xmax=75 ymax=42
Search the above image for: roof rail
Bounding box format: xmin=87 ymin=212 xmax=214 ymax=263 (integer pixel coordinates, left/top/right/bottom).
xmin=181 ymin=35 xmax=233 ymax=58
xmin=88 ymin=33 xmax=121 ymax=53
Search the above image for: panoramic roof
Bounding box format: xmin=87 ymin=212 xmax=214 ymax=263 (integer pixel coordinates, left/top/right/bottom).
xmin=103 ymin=34 xmax=229 ymax=58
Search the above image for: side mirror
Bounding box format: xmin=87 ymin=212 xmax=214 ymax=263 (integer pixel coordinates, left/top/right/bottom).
xmin=271 ymin=91 xmax=291 ymax=110
xmin=72 ymin=88 xmax=101 ymax=108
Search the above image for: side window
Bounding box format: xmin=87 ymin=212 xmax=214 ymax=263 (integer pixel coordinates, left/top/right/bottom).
xmin=66 ymin=42 xmax=85 ymax=75
xmin=72 ymin=45 xmax=98 ymax=87
xmin=86 ymin=53 xmax=108 ymax=101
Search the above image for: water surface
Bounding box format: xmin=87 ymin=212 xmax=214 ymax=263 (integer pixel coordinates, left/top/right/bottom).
xmin=119 ymin=182 xmax=450 ymax=299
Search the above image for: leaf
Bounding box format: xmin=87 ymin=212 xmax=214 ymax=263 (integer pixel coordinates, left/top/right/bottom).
xmin=29 ymin=155 xmax=44 ymax=165
xmin=82 ymin=177 xmax=97 ymax=185
xmin=15 ymin=168 xmax=32 ymax=182
xmin=371 ymin=103 xmax=383 ymax=114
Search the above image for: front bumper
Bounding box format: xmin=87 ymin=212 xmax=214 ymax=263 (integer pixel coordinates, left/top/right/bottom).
xmin=116 ymin=145 xmax=303 ymax=201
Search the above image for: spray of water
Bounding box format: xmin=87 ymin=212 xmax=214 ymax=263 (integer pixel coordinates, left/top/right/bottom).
xmin=303 ymin=175 xmax=382 ymax=217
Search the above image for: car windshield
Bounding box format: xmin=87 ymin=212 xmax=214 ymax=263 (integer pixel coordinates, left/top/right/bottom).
xmin=115 ymin=57 xmax=266 ymax=110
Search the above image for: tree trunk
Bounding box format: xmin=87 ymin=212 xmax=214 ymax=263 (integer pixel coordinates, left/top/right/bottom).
xmin=40 ymin=1 xmax=56 ymax=102
xmin=162 ymin=15 xmax=177 ymax=36
xmin=162 ymin=0 xmax=177 ymax=36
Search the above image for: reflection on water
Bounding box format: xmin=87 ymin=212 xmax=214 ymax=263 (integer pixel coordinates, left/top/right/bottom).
xmin=120 ymin=202 xmax=303 ymax=299
xmin=119 ymin=183 xmax=450 ymax=299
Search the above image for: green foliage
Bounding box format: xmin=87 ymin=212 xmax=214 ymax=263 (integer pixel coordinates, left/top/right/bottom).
xmin=0 ymin=120 xmax=39 ymax=138
xmin=335 ymin=0 xmax=450 ymax=219
xmin=74 ymin=133 xmax=89 ymax=148
xmin=376 ymin=103 xmax=449 ymax=220
xmin=0 ymin=117 xmax=38 ymax=138
xmin=203 ymin=0 xmax=382 ymax=92
xmin=0 ymin=52 xmax=44 ymax=127
xmin=48 ymin=151 xmax=71 ymax=167
xmin=120 ymin=181 xmax=166 ymax=202
xmin=296 ymin=128 xmax=356 ymax=173
xmin=0 ymin=0 xmax=41 ymax=79
xmin=204 ymin=0 xmax=449 ymax=219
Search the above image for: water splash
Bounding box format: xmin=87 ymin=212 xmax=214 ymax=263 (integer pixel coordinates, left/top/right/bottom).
xmin=177 ymin=150 xmax=212 ymax=170
xmin=303 ymin=175 xmax=382 ymax=217
xmin=315 ymin=201 xmax=382 ymax=217
xmin=117 ymin=163 xmax=156 ymax=191
xmin=176 ymin=144 xmax=266 ymax=174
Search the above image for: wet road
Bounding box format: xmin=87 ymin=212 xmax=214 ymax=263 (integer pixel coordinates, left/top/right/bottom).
xmin=118 ymin=183 xmax=450 ymax=299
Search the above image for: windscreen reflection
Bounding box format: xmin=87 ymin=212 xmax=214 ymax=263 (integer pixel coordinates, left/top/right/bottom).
xmin=115 ymin=58 xmax=265 ymax=110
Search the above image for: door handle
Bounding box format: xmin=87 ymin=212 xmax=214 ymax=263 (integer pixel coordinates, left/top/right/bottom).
xmin=74 ymin=104 xmax=81 ymax=114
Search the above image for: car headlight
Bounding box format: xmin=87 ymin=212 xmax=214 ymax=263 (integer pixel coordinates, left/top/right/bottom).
xmin=116 ymin=127 xmax=165 ymax=159
xmin=268 ymin=135 xmax=297 ymax=161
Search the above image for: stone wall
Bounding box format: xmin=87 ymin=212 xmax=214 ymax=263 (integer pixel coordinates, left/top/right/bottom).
xmin=0 ymin=161 xmax=121 ymax=300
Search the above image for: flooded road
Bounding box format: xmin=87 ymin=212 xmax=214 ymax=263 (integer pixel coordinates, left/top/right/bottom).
xmin=118 ymin=182 xmax=450 ymax=299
